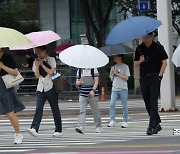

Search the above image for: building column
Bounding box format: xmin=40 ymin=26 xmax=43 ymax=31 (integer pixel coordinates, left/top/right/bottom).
xmin=39 ymin=0 xmax=70 ymax=44
xmin=39 ymin=0 xmax=55 ymax=31
xmin=157 ymin=0 xmax=176 ymax=111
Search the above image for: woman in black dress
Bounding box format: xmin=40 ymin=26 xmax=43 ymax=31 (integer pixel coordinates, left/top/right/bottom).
xmin=0 ymin=49 xmax=25 ymax=144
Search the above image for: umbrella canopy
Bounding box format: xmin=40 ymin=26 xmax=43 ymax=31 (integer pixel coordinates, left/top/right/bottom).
xmin=172 ymin=44 xmax=180 ymax=67
xmin=100 ymin=44 xmax=133 ymax=56
xmin=59 ymin=45 xmax=109 ymax=68
xmin=0 ymin=27 xmax=31 ymax=48
xmin=10 ymin=30 xmax=61 ymax=50
xmin=106 ymin=16 xmax=162 ymax=45
xmin=54 ymin=43 xmax=75 ymax=52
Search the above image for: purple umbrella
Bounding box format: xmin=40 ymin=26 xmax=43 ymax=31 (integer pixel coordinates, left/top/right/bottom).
xmin=54 ymin=43 xmax=75 ymax=52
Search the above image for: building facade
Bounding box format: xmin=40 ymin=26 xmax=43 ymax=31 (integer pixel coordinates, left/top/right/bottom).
xmin=38 ymin=0 xmax=117 ymax=45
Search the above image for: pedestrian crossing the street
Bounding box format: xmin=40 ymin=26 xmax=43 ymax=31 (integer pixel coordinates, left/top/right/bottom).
xmin=0 ymin=113 xmax=180 ymax=153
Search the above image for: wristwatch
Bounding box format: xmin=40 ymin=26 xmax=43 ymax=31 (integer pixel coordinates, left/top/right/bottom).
xmin=92 ymin=89 xmax=96 ymax=92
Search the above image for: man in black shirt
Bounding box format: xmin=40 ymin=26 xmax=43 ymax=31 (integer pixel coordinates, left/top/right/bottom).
xmin=134 ymin=32 xmax=168 ymax=135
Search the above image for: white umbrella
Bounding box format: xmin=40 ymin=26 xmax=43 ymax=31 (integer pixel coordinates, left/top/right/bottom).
xmin=172 ymin=44 xmax=180 ymax=67
xmin=59 ymin=45 xmax=109 ymax=68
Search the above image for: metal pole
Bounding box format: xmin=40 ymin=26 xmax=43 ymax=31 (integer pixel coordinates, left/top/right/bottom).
xmin=53 ymin=0 xmax=57 ymax=32
xmin=157 ymin=0 xmax=176 ymax=111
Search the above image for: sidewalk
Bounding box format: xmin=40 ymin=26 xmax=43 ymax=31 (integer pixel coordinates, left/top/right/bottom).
xmin=13 ymin=95 xmax=180 ymax=118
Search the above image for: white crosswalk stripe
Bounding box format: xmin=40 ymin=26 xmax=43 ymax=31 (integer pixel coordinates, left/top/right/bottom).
xmin=0 ymin=113 xmax=180 ymax=153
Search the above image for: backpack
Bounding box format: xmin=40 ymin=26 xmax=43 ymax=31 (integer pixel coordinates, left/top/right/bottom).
xmin=78 ymin=68 xmax=101 ymax=94
xmin=78 ymin=68 xmax=95 ymax=79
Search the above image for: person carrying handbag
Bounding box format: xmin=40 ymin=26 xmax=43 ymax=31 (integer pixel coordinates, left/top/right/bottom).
xmin=0 ymin=49 xmax=25 ymax=144
xmin=27 ymin=45 xmax=62 ymax=137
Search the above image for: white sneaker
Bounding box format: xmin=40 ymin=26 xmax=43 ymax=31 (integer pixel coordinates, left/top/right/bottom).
xmin=75 ymin=127 xmax=85 ymax=134
xmin=52 ymin=132 xmax=63 ymax=137
xmin=14 ymin=133 xmax=23 ymax=144
xmin=96 ymin=127 xmax=103 ymax=133
xmin=108 ymin=120 xmax=116 ymax=127
xmin=27 ymin=128 xmax=38 ymax=137
xmin=122 ymin=122 xmax=128 ymax=128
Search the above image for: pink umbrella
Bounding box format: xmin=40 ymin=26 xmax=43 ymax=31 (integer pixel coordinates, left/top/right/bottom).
xmin=54 ymin=43 xmax=75 ymax=52
xmin=10 ymin=30 xmax=61 ymax=50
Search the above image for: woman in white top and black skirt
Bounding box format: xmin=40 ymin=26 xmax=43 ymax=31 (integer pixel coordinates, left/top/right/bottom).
xmin=27 ymin=45 xmax=62 ymax=137
xmin=0 ymin=49 xmax=25 ymax=144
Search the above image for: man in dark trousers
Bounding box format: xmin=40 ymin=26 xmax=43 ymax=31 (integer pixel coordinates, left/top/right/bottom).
xmin=134 ymin=32 xmax=168 ymax=135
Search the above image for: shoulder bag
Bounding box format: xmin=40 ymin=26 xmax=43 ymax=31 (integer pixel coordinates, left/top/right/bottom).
xmin=52 ymin=73 xmax=70 ymax=93
xmin=2 ymin=71 xmax=24 ymax=89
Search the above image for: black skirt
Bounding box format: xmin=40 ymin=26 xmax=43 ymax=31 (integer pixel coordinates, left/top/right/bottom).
xmin=0 ymin=79 xmax=25 ymax=115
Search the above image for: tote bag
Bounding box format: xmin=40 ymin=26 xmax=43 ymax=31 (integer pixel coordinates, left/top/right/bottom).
xmin=2 ymin=71 xmax=24 ymax=89
xmin=52 ymin=73 xmax=70 ymax=93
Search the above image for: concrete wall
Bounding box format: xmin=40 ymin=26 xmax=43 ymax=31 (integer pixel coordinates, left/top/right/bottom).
xmin=39 ymin=0 xmax=55 ymax=31
xmin=56 ymin=0 xmax=70 ymax=44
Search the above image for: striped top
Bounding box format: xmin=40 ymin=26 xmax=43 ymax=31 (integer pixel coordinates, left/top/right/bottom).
xmin=77 ymin=68 xmax=99 ymax=97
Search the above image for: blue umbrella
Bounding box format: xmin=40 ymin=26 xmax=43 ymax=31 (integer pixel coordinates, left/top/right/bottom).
xmin=106 ymin=16 xmax=162 ymax=45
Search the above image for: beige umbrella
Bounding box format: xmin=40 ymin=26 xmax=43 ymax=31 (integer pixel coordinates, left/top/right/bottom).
xmin=0 ymin=27 xmax=31 ymax=48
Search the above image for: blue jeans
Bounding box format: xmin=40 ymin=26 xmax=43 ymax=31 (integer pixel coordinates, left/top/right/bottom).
xmin=110 ymin=89 xmax=128 ymax=122
xmin=31 ymin=87 xmax=62 ymax=133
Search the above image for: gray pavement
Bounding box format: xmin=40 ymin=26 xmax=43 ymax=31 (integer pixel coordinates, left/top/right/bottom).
xmin=10 ymin=95 xmax=180 ymax=118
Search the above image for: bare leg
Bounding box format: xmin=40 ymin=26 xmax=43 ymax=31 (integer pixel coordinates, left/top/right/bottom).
xmin=6 ymin=112 xmax=20 ymax=133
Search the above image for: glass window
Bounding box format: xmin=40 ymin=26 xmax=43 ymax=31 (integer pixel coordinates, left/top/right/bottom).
xmin=69 ymin=0 xmax=117 ymax=44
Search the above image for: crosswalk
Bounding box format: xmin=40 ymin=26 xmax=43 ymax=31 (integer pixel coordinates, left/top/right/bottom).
xmin=21 ymin=99 xmax=180 ymax=116
xmin=0 ymin=113 xmax=180 ymax=153
xmin=21 ymin=100 xmax=149 ymax=112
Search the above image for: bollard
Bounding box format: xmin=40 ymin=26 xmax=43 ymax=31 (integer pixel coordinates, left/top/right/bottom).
xmin=100 ymin=87 xmax=105 ymax=101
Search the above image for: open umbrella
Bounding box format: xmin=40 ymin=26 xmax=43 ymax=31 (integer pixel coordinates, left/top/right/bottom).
xmin=172 ymin=44 xmax=180 ymax=67
xmin=0 ymin=27 xmax=31 ymax=48
xmin=54 ymin=43 xmax=75 ymax=52
xmin=106 ymin=16 xmax=162 ymax=45
xmin=10 ymin=30 xmax=61 ymax=50
xmin=100 ymin=44 xmax=133 ymax=56
xmin=59 ymin=45 xmax=109 ymax=68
